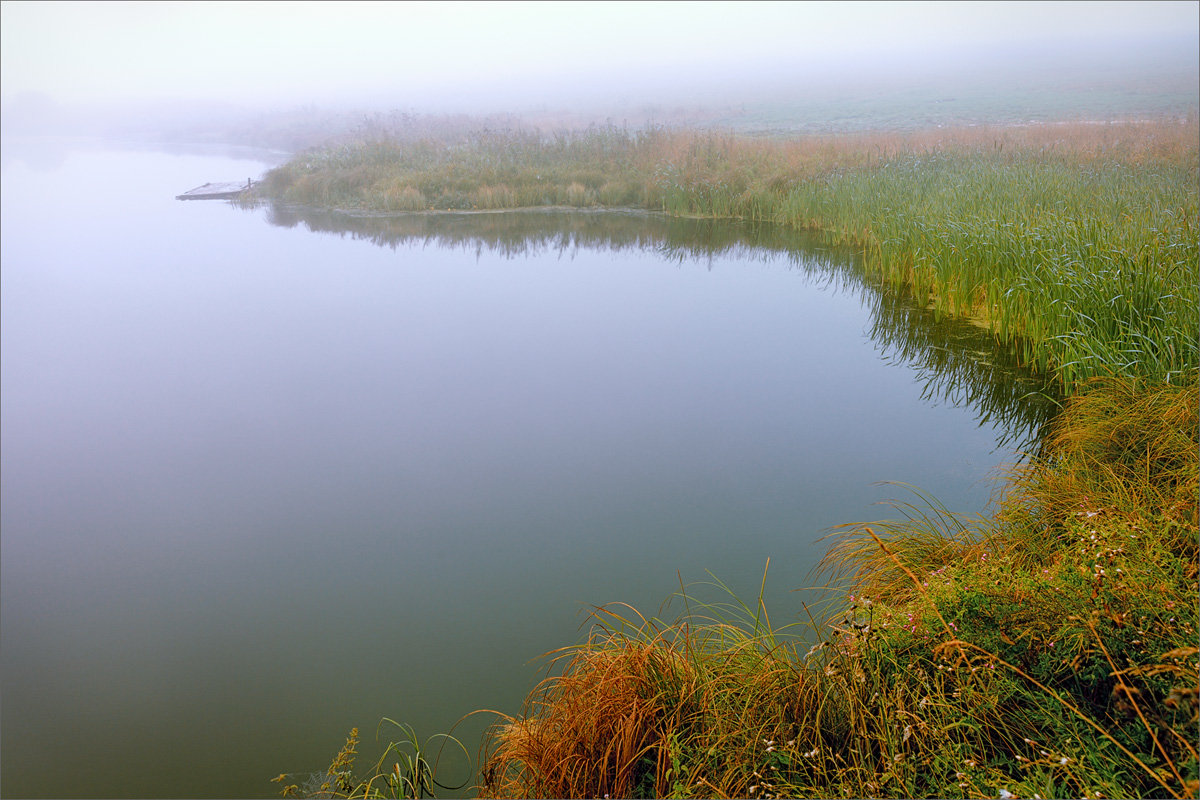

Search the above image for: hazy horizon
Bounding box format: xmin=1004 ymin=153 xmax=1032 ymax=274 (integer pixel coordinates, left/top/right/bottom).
xmin=3 ymin=1 xmax=1197 ymax=116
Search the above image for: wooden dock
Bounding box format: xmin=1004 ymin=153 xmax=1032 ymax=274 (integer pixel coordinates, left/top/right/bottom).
xmin=176 ymin=180 xmax=256 ymax=200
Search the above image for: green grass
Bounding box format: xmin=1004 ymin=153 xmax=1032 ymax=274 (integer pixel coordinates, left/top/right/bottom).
xmin=766 ymin=148 xmax=1198 ymax=390
xmin=274 ymin=721 xmax=473 ymax=800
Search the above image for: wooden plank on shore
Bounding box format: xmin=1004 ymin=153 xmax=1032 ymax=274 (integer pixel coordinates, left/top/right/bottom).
xmin=176 ymin=180 xmax=256 ymax=200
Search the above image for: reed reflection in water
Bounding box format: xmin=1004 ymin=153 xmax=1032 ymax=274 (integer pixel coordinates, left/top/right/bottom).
xmin=261 ymin=204 xmax=1059 ymax=452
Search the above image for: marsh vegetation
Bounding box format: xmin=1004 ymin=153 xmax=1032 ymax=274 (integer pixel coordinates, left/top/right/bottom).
xmin=286 ymin=376 xmax=1198 ymax=800
xmin=257 ymin=117 xmax=1198 ymax=799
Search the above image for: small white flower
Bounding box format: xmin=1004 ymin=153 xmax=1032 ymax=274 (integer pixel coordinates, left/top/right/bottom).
xmin=1000 ymin=790 xmax=1015 ymax=799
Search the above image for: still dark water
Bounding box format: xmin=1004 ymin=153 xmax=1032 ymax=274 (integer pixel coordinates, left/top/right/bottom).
xmin=0 ymin=141 xmax=1053 ymax=798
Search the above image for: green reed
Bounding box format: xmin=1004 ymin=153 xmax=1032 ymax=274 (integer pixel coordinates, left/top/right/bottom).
xmin=770 ymin=151 xmax=1198 ymax=392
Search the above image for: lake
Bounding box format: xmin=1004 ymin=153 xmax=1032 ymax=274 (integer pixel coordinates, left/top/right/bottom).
xmin=0 ymin=140 xmax=1054 ymax=798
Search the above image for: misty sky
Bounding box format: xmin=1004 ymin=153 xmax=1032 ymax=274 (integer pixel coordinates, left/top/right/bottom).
xmin=2 ymin=0 xmax=1197 ymax=112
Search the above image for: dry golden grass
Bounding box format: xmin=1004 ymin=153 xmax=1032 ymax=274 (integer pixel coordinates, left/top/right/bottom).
xmin=482 ymin=644 xmax=677 ymax=799
xmin=480 ymin=599 xmax=819 ymax=799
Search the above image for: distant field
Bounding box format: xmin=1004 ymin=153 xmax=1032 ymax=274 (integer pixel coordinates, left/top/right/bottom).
xmin=651 ymin=47 xmax=1199 ymax=135
xmin=2 ymin=32 xmax=1194 ymax=152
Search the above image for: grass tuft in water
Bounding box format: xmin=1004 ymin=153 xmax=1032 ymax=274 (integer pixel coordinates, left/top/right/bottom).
xmin=274 ymin=720 xmax=472 ymax=799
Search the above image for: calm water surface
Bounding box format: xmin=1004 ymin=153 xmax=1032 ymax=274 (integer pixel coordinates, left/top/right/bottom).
xmin=0 ymin=141 xmax=1052 ymax=798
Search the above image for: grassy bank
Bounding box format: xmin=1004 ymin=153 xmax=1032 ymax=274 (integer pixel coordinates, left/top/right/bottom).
xmin=476 ymin=375 xmax=1197 ymax=799
xmin=259 ymin=120 xmax=1198 ymax=393
xmin=264 ymin=120 xmax=1199 ymax=798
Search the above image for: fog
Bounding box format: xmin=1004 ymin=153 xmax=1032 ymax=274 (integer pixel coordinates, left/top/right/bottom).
xmin=1 ymin=1 xmax=1198 ymax=143
xmin=0 ymin=4 xmax=1195 ymax=797
xmin=1 ymin=2 xmax=1192 ymax=98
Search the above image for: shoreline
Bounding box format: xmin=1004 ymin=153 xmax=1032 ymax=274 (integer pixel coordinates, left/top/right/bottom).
xmin=263 ymin=120 xmax=1198 ymax=799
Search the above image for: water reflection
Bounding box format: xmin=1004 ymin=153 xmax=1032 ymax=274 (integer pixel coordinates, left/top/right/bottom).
xmin=868 ymin=292 xmax=1061 ymax=451
xmin=259 ymin=204 xmax=1058 ymax=451
xmin=2 ymin=140 xmax=1057 ymax=797
xmin=263 ymin=205 xmax=843 ymax=267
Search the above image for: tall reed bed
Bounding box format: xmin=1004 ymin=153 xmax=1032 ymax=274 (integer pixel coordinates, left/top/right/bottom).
xmin=259 ymin=120 xmax=1198 ymax=394
xmin=770 ymin=149 xmax=1198 ymax=391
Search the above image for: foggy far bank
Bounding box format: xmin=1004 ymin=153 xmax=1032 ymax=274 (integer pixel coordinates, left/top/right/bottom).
xmin=2 ymin=23 xmax=1196 ymax=152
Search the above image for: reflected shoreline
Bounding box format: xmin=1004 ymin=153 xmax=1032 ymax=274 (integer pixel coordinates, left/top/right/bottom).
xmin=253 ymin=202 xmax=1061 ymax=452
xmin=254 ymin=202 xmax=845 ymax=267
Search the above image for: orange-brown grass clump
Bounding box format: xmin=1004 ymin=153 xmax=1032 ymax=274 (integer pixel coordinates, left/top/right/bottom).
xmin=482 ymin=640 xmax=688 ymax=799
xmin=481 ymin=592 xmax=818 ymax=800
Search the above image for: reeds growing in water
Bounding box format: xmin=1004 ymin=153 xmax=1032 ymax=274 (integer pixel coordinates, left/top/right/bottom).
xmin=258 ymin=119 xmax=1198 ymax=394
